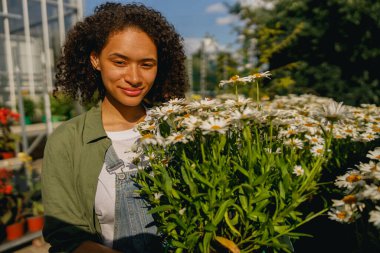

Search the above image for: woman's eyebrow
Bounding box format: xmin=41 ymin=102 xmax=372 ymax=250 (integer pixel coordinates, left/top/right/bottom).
xmin=108 ymin=53 xmax=157 ymax=62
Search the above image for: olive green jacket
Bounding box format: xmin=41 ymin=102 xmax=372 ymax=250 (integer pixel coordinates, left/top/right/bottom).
xmin=42 ymin=106 xmax=111 ymax=252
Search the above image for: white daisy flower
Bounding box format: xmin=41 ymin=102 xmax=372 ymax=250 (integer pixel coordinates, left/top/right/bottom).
xmin=166 ymin=98 xmax=187 ymax=105
xmin=138 ymin=122 xmax=157 ymax=132
xmin=332 ymin=127 xmax=347 ymax=139
xmin=310 ymin=144 xmax=325 ymax=157
xmin=341 ymin=125 xmax=359 ymax=138
xmin=250 ymin=71 xmax=272 ymax=80
xmin=139 ymin=133 xmax=164 ymax=146
xmin=335 ymin=170 xmax=363 ymax=189
xmin=284 ymin=138 xmax=304 ymax=149
xmin=328 ymin=206 xmax=355 ymax=223
xmin=305 ymin=134 xmax=325 ymax=145
xmin=279 ymin=125 xmax=300 ymax=138
xmin=182 ymin=115 xmax=200 ymax=131
xmin=360 ymin=131 xmax=377 ymax=142
xmin=187 ymin=98 xmax=217 ymax=111
xmin=219 ymin=75 xmax=252 ymax=87
xmin=293 ymin=165 xmax=304 ymax=176
xmin=321 ymin=101 xmax=347 ymax=122
xmin=361 ymin=184 xmax=380 ymax=201
xmin=224 ymin=97 xmax=253 ymax=108
xmin=165 ymin=132 xmax=192 ymax=145
xmin=369 ymin=206 xmax=380 ymax=229
xmin=357 ymin=161 xmax=380 ymax=174
xmin=151 ymin=104 xmax=183 ymax=120
xmin=200 ymin=117 xmax=230 ymax=134
xmin=367 ymin=147 xmax=380 ymax=161
xmin=229 ymin=107 xmax=258 ymax=121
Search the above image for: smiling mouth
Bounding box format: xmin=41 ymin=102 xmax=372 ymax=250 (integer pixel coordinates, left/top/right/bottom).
xmin=121 ymin=87 xmax=143 ymax=96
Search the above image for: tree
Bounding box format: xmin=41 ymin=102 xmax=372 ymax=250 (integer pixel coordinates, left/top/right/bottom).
xmin=231 ymin=0 xmax=380 ymax=105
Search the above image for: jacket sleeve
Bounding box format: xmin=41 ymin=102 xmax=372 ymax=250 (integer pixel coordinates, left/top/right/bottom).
xmin=41 ymin=129 xmax=100 ymax=252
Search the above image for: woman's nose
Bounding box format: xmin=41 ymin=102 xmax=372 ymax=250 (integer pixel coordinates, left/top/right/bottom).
xmin=124 ymin=65 xmax=142 ymax=86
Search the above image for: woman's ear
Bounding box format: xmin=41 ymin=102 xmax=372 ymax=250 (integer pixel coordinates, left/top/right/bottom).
xmin=90 ymin=52 xmax=101 ymax=71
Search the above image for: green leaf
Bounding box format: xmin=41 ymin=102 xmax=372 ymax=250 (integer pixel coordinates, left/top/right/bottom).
xmin=224 ymin=211 xmax=241 ymax=236
xmin=191 ymin=169 xmax=214 ymax=188
xmin=148 ymin=205 xmax=174 ymax=214
xmin=204 ymin=223 xmax=217 ymax=232
xmin=213 ymin=199 xmax=234 ymax=225
xmin=231 ymin=160 xmax=249 ymax=178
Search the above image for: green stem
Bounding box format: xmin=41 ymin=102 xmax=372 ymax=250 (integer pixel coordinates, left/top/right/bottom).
xmin=256 ymin=80 xmax=260 ymax=104
xmin=263 ymin=208 xmax=328 ymax=244
xmin=200 ymin=141 xmax=206 ymax=163
xmin=235 ymin=83 xmax=238 ymax=101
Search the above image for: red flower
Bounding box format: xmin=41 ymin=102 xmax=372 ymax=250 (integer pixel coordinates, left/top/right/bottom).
xmin=4 ymin=184 xmax=13 ymax=194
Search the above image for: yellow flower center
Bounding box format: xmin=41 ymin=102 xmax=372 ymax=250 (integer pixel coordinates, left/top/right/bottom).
xmin=342 ymin=195 xmax=356 ymax=204
xmin=337 ymin=211 xmax=346 ymax=220
xmin=346 ymin=174 xmax=361 ymax=183
xmin=211 ymin=125 xmax=221 ymax=130
xmin=142 ymin=133 xmax=154 ymax=139
xmin=253 ymin=73 xmax=262 ymax=78
xmin=230 ymin=75 xmax=240 ymax=81
xmin=174 ymin=134 xmax=184 ymax=141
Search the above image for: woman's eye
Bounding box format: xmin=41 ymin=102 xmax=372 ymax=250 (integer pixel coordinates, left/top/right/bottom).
xmin=114 ymin=61 xmax=125 ymax=66
xmin=142 ymin=63 xmax=154 ymax=68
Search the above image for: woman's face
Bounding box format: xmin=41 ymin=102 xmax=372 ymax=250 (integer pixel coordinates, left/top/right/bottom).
xmin=90 ymin=27 xmax=158 ymax=107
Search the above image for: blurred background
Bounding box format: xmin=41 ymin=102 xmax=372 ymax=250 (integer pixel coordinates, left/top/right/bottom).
xmin=0 ymin=0 xmax=379 ymax=252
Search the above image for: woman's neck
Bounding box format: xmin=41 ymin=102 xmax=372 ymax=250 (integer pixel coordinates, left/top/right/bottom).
xmin=101 ymin=98 xmax=146 ymax=131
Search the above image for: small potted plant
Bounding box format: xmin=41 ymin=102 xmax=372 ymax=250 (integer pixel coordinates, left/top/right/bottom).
xmin=26 ymin=200 xmax=44 ymax=232
xmin=21 ymin=97 xmax=36 ymax=125
xmin=2 ymin=194 xmax=25 ymax=241
xmin=0 ymin=168 xmax=14 ymax=241
xmin=0 ymin=107 xmax=20 ymax=159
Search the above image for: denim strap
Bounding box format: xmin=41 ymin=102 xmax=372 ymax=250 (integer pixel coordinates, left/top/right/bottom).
xmin=103 ymin=145 xmax=162 ymax=252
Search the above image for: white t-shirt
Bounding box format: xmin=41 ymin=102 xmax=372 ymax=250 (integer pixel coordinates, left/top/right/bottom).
xmin=95 ymin=128 xmax=141 ymax=248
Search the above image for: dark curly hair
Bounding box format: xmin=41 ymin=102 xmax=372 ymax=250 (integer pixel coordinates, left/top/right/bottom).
xmin=55 ymin=2 xmax=188 ymax=105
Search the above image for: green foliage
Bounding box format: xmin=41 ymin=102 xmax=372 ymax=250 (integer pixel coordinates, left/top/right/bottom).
xmin=231 ymin=0 xmax=380 ymax=105
xmin=21 ymin=97 xmax=36 ymax=118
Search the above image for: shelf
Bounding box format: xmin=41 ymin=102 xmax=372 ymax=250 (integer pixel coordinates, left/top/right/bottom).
xmin=0 ymin=157 xmax=24 ymax=171
xmin=0 ymin=230 xmax=42 ymax=252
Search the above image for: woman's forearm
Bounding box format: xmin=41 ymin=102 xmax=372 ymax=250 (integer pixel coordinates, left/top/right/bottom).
xmin=72 ymin=241 xmax=122 ymax=253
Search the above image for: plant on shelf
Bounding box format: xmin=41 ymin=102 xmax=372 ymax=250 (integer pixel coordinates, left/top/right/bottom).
xmin=49 ymin=92 xmax=75 ymax=122
xmin=0 ymin=107 xmax=20 ymax=159
xmin=0 ymin=168 xmax=26 ymax=241
xmin=22 ymin=97 xmax=36 ymax=124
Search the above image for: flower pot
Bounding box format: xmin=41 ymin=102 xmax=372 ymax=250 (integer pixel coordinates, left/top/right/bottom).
xmin=27 ymin=216 xmax=44 ymax=232
xmin=0 ymin=151 xmax=14 ymax=159
xmin=6 ymin=221 xmax=25 ymax=240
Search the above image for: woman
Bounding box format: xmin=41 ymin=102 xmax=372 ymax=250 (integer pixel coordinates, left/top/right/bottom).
xmin=41 ymin=3 xmax=188 ymax=253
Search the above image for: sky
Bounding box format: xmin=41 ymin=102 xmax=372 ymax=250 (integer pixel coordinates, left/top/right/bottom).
xmin=83 ymin=0 xmax=245 ymax=55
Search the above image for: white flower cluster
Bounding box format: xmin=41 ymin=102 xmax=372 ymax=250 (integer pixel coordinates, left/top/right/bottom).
xmin=219 ymin=71 xmax=272 ymax=87
xmin=329 ymin=147 xmax=380 ymax=229
xmin=136 ymin=94 xmax=380 ymax=150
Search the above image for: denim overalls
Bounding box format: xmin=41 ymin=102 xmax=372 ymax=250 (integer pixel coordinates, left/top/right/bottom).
xmin=104 ymin=145 xmax=163 ymax=252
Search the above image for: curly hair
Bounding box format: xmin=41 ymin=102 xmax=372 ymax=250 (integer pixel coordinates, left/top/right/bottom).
xmin=55 ymin=2 xmax=188 ymax=105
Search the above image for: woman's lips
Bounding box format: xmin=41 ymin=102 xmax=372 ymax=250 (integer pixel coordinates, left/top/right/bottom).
xmin=121 ymin=87 xmax=143 ymax=96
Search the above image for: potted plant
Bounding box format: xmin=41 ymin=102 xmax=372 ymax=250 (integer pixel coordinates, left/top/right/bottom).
xmin=21 ymin=159 xmax=44 ymax=233
xmin=21 ymin=97 xmax=36 ymax=125
xmin=26 ymin=200 xmax=44 ymax=232
xmin=4 ymin=195 xmax=25 ymax=241
xmin=40 ymin=93 xmax=74 ymax=122
xmin=0 ymin=107 xmax=20 ymax=159
xmin=0 ymin=168 xmax=14 ymax=242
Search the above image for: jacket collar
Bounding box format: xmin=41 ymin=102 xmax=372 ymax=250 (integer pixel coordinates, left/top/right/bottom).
xmin=83 ymin=106 xmax=108 ymax=144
